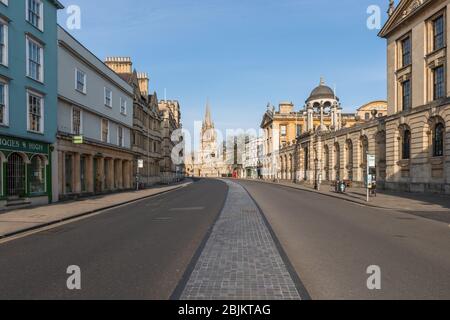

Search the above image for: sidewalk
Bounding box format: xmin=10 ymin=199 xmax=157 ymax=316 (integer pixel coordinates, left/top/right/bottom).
xmin=0 ymin=180 xmax=192 ymax=239
xmin=243 ymin=179 xmax=450 ymax=213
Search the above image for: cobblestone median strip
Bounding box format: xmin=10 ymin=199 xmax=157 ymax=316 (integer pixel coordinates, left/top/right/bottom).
xmin=180 ymin=180 xmax=301 ymax=300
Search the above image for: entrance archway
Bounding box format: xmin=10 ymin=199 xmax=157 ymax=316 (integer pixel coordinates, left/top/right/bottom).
xmin=7 ymin=153 xmax=27 ymax=198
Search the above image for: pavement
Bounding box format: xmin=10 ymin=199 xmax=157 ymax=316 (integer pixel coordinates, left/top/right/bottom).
xmin=0 ymin=180 xmax=192 ymax=239
xmin=239 ymin=180 xmax=450 ymax=300
xmin=244 ymin=179 xmax=450 ymax=213
xmin=179 ymin=180 xmax=303 ymax=300
xmin=0 ymin=179 xmax=227 ymax=299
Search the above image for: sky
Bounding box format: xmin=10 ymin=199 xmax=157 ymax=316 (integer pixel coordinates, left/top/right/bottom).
xmin=57 ymin=0 xmax=390 ymax=142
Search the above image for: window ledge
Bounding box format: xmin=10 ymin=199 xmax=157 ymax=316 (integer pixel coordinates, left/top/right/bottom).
xmin=430 ymin=156 xmax=444 ymax=165
xmin=426 ymin=46 xmax=446 ymax=59
xmin=26 ymin=76 xmax=44 ymax=85
xmin=27 ymin=130 xmax=45 ymax=136
xmin=397 ymin=159 xmax=411 ymax=167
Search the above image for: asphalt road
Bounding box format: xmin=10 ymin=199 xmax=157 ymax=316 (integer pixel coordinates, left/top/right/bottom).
xmin=0 ymin=179 xmax=227 ymax=300
xmin=238 ymin=180 xmax=450 ymax=300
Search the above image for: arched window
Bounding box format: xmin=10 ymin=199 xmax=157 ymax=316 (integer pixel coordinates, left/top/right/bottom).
xmin=30 ymin=156 xmax=46 ymax=194
xmin=433 ymin=123 xmax=445 ymax=157
xmin=402 ymin=129 xmax=411 ymax=160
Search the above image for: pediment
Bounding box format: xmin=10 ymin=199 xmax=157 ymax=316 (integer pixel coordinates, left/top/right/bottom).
xmin=379 ymin=0 xmax=432 ymax=38
xmin=260 ymin=112 xmax=273 ymax=129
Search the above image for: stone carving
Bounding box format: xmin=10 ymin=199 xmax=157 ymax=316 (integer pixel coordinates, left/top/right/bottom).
xmin=402 ymin=0 xmax=426 ymax=18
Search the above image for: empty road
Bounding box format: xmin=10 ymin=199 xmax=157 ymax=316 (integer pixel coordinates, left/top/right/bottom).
xmin=0 ymin=179 xmax=227 ymax=300
xmin=238 ymin=180 xmax=450 ymax=300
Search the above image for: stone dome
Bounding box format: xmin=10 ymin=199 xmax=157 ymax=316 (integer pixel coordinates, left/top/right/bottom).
xmin=306 ymin=78 xmax=339 ymax=103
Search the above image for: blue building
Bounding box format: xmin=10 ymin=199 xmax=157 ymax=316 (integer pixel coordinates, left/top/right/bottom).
xmin=0 ymin=0 xmax=63 ymax=208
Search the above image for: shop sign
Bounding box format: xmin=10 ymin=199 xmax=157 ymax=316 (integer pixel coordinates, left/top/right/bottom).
xmin=0 ymin=135 xmax=49 ymax=154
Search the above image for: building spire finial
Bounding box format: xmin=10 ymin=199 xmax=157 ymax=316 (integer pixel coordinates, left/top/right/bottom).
xmin=320 ymin=77 xmax=325 ymax=86
xmin=204 ymin=99 xmax=213 ymax=127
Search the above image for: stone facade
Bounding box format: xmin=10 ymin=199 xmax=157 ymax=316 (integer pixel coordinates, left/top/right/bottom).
xmin=263 ymin=0 xmax=450 ymax=195
xmin=380 ymin=0 xmax=450 ymax=194
xmin=158 ymin=99 xmax=184 ymax=182
xmin=105 ymin=57 xmax=164 ymax=187
xmin=260 ymin=79 xmax=359 ymax=180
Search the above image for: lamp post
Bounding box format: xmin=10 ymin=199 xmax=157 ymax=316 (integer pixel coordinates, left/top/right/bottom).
xmin=314 ymin=158 xmax=319 ymax=190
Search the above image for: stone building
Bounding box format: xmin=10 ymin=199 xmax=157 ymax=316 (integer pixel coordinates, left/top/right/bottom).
xmin=356 ymin=101 xmax=388 ymax=121
xmin=196 ymin=104 xmax=221 ymax=177
xmin=56 ymin=28 xmax=134 ymax=200
xmin=105 ymin=57 xmax=163 ymax=187
xmin=260 ymin=79 xmax=358 ymax=179
xmin=189 ymin=103 xmax=236 ymax=178
xmin=264 ymin=0 xmax=450 ymax=194
xmin=158 ymin=99 xmax=184 ymax=181
xmin=379 ymin=0 xmax=450 ymax=193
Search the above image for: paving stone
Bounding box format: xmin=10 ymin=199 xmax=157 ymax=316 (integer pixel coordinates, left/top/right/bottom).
xmin=180 ymin=179 xmax=301 ymax=300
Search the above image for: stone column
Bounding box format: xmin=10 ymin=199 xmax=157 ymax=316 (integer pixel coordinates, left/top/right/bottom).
xmin=86 ymin=155 xmax=94 ymax=193
xmin=307 ymin=104 xmax=314 ymax=132
xmin=97 ymin=157 xmax=105 ymax=193
xmin=123 ymin=160 xmax=130 ymax=189
xmin=73 ymin=153 xmax=81 ymax=194
xmin=108 ymin=159 xmax=115 ymax=191
xmin=331 ymin=104 xmax=338 ymax=130
xmin=320 ymin=105 xmax=324 ymax=129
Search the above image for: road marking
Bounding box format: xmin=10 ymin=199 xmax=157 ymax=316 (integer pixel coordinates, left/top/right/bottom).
xmin=169 ymin=207 xmax=205 ymax=211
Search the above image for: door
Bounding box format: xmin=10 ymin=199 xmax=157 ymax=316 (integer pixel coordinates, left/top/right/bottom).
xmin=7 ymin=153 xmax=26 ymax=198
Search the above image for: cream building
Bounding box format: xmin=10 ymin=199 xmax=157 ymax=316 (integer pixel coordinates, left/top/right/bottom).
xmin=105 ymin=57 xmax=164 ymax=187
xmin=356 ymin=101 xmax=388 ymax=121
xmin=264 ymin=0 xmax=450 ymax=194
xmin=197 ymin=104 xmax=222 ymax=177
xmin=260 ymin=79 xmax=358 ymax=180
xmin=56 ymin=28 xmax=135 ymax=200
xmin=379 ymin=0 xmax=450 ymax=193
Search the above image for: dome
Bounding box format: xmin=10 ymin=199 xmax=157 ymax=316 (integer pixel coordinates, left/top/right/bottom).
xmin=306 ymin=78 xmax=339 ymax=103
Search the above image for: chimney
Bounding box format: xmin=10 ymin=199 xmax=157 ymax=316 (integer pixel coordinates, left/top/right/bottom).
xmin=137 ymin=72 xmax=149 ymax=96
xmin=105 ymin=57 xmax=132 ymax=74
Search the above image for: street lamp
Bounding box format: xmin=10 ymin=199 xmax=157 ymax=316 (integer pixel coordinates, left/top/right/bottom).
xmin=314 ymin=158 xmax=321 ymax=191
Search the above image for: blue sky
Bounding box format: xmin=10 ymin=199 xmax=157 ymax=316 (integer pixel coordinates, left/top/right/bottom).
xmin=57 ymin=0 xmax=389 ymax=137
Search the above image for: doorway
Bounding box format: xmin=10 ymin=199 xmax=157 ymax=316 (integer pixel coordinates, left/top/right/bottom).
xmin=7 ymin=153 xmax=26 ymax=198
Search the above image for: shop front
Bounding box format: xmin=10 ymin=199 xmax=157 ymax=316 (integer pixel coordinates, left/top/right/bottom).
xmin=0 ymin=135 xmax=52 ymax=209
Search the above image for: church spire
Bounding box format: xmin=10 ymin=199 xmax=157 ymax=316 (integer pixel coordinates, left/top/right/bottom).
xmin=204 ymin=100 xmax=213 ymax=128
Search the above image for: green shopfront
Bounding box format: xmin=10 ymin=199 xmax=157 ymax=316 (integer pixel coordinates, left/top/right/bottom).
xmin=0 ymin=135 xmax=52 ymax=207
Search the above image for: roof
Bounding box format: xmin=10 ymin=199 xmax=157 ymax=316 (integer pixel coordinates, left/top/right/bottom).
xmin=51 ymin=0 xmax=65 ymax=9
xmin=306 ymin=78 xmax=338 ymax=103
xmin=379 ymin=0 xmax=433 ymax=38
